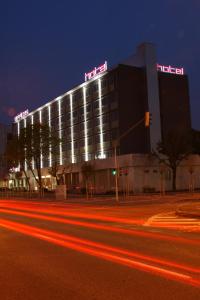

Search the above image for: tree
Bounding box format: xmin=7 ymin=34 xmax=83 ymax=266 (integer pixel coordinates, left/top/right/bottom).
xmin=4 ymin=133 xmax=31 ymax=190
xmin=19 ymin=123 xmax=61 ymax=193
xmin=81 ymin=162 xmax=95 ymax=199
xmin=48 ymin=163 xmax=65 ymax=186
xmin=47 ymin=132 xmax=63 ymax=186
xmin=154 ymin=130 xmax=192 ymax=192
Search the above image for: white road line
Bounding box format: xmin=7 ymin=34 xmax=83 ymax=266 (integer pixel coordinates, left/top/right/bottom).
xmin=144 ymin=211 xmax=200 ymax=230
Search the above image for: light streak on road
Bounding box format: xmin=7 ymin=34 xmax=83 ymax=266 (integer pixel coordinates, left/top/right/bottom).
xmin=0 ymin=202 xmax=143 ymax=224
xmin=0 ymin=219 xmax=199 ymax=288
xmin=0 ymin=207 xmax=199 ymax=246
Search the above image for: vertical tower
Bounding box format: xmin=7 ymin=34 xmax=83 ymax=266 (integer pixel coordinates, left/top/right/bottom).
xmin=138 ymin=43 xmax=161 ymax=151
xmin=123 ymin=42 xmax=162 ymax=151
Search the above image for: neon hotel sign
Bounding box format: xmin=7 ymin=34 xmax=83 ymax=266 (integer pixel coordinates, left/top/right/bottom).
xmin=85 ymin=61 xmax=107 ymax=81
xmin=157 ymin=64 xmax=184 ymax=75
xmin=14 ymin=109 xmax=29 ymax=122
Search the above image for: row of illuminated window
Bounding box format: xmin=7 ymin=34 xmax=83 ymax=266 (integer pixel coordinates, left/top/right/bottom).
xmin=41 ymin=95 xmax=117 ymax=121
xmin=21 ymin=96 xmax=117 ymax=128
xmin=42 ymin=79 xmax=115 ymax=117
xmin=62 ymin=132 xmax=112 ymax=149
xmin=40 ymin=129 xmax=118 ymax=153
xmin=57 ymin=110 xmax=117 ymax=128
xmin=41 ymin=149 xmax=113 ymax=166
xmin=20 ymin=110 xmax=119 ymax=133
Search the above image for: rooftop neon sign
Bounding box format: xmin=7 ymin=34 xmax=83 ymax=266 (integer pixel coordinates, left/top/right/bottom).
xmin=157 ymin=64 xmax=184 ymax=75
xmin=14 ymin=109 xmax=29 ymax=122
xmin=85 ymin=61 xmax=107 ymax=81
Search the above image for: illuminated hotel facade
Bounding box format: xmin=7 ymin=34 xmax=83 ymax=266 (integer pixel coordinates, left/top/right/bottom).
xmin=13 ymin=42 xmax=191 ymax=191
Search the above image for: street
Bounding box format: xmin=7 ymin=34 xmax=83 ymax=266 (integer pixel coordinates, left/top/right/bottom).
xmin=0 ymin=198 xmax=199 ymax=300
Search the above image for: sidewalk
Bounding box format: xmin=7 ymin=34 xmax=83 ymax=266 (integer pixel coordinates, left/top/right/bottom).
xmin=1 ymin=192 xmax=200 ymax=209
xmin=176 ymin=202 xmax=200 ymax=218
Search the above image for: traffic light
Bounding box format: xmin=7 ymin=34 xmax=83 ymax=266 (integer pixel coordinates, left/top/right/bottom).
xmin=145 ymin=112 xmax=150 ymax=127
xmin=112 ymin=169 xmax=117 ymax=176
xmin=145 ymin=112 xmax=152 ymax=127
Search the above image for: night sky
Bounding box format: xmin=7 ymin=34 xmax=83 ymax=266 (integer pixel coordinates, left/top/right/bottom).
xmin=1 ymin=0 xmax=200 ymax=129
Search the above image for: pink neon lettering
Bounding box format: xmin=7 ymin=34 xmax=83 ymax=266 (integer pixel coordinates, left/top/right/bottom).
xmin=176 ymin=69 xmax=181 ymax=75
xmin=157 ymin=64 xmax=163 ymax=72
xmin=157 ymin=64 xmax=184 ymax=75
xmin=85 ymin=61 xmax=107 ymax=81
xmin=170 ymin=67 xmax=176 ymax=74
xmin=163 ymin=66 xmax=169 ymax=73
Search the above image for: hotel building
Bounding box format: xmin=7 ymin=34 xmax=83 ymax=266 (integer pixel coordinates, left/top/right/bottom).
xmin=13 ymin=42 xmax=192 ymax=192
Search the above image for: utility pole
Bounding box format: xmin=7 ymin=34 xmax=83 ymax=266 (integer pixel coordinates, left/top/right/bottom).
xmin=113 ymin=141 xmax=119 ymax=203
xmin=113 ymin=113 xmax=150 ymax=203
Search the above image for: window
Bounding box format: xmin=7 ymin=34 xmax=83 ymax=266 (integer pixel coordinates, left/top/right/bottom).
xmin=73 ymin=110 xmax=78 ymax=118
xmin=86 ymin=104 xmax=92 ymax=113
xmin=110 ymin=110 xmax=118 ymax=122
xmin=102 ymin=114 xmax=109 ymax=124
xmin=79 ymin=139 xmax=85 ymax=147
xmin=94 ymin=117 xmax=100 ymax=126
xmin=95 ymin=134 xmax=100 ymax=144
xmin=79 ymin=107 xmax=84 ymax=115
xmin=102 ymin=96 xmax=108 ymax=106
xmin=93 ymin=100 xmax=99 ymax=110
xmin=93 ymin=83 xmax=98 ymax=92
xmin=86 ymin=88 xmax=91 ymax=97
xmin=101 ymin=79 xmax=107 ymax=89
xmin=79 ymin=122 xmax=84 ymax=131
xmin=87 ymin=120 xmax=93 ymax=129
xmin=104 ymin=132 xmax=110 ymax=142
xmin=88 ymin=137 xmax=93 ymax=145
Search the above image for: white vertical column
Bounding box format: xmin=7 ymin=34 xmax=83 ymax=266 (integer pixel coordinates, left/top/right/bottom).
xmin=17 ymin=122 xmax=20 ymax=136
xmin=58 ymin=98 xmax=63 ymax=165
xmin=83 ymin=86 xmax=88 ymax=161
xmin=17 ymin=122 xmax=20 ymax=171
xmin=24 ymin=118 xmax=27 ymax=171
xmin=39 ymin=110 xmax=43 ymax=168
xmin=48 ymin=105 xmax=52 ymax=167
xmin=31 ymin=115 xmax=35 ymax=169
xmin=98 ymin=78 xmax=105 ymax=159
xmin=70 ymin=94 xmax=75 ymax=163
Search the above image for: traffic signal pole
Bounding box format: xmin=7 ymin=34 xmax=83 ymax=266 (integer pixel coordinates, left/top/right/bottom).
xmin=114 ymin=143 xmax=119 ymax=203
xmin=113 ymin=113 xmax=150 ymax=203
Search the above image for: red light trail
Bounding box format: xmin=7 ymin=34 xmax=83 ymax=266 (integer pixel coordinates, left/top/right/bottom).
xmin=0 ymin=219 xmax=199 ymax=288
xmin=0 ymin=206 xmax=199 ymax=246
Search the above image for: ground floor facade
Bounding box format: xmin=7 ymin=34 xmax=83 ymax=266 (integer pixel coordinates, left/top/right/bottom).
xmin=3 ymin=154 xmax=200 ymax=194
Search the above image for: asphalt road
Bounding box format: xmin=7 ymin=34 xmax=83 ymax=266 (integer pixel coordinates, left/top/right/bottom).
xmin=0 ymin=198 xmax=199 ymax=300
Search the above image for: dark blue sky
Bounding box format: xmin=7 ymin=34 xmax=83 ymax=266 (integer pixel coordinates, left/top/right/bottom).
xmin=1 ymin=0 xmax=200 ymax=129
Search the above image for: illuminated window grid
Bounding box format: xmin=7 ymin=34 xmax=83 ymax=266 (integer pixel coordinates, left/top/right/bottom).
xmin=58 ymin=98 xmax=63 ymax=165
xmin=70 ymin=94 xmax=75 ymax=163
xmin=39 ymin=110 xmax=43 ymax=168
xmin=98 ymin=78 xmax=105 ymax=159
xmin=83 ymin=86 xmax=88 ymax=161
xmin=48 ymin=105 xmax=52 ymax=167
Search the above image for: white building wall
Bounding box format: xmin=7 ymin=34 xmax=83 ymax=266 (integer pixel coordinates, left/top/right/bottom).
xmin=17 ymin=154 xmax=200 ymax=193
